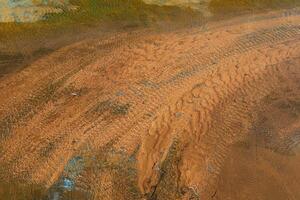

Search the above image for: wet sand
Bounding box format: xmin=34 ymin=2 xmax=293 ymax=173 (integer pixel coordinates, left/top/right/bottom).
xmin=0 ymin=7 xmax=299 ymax=200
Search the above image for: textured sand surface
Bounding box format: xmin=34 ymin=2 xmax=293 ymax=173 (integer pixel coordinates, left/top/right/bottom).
xmin=0 ymin=8 xmax=299 ymax=199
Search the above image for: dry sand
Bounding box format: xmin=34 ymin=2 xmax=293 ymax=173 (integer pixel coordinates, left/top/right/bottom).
xmin=0 ymin=8 xmax=299 ymax=200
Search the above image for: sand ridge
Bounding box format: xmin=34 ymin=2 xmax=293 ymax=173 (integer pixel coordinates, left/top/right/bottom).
xmin=0 ymin=8 xmax=299 ymax=199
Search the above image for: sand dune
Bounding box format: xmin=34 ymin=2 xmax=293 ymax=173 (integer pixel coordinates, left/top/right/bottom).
xmin=0 ymin=8 xmax=299 ymax=199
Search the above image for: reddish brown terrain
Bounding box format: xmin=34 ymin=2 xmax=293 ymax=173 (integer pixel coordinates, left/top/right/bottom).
xmin=0 ymin=8 xmax=300 ymax=200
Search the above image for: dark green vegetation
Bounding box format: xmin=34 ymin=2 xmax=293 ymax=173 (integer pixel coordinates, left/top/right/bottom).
xmin=56 ymin=0 xmax=201 ymax=25
xmin=1 ymin=0 xmax=300 ymax=41
xmin=209 ymin=0 xmax=300 ymax=15
xmin=0 ymin=0 xmax=201 ymax=40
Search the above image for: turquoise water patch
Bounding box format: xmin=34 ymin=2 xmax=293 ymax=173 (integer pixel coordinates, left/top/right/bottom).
xmin=62 ymin=177 xmax=74 ymax=191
